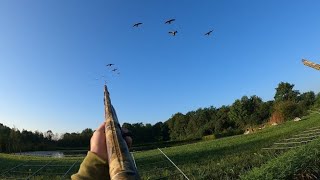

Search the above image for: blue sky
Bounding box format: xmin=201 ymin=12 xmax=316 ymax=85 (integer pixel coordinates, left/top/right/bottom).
xmin=0 ymin=0 xmax=319 ymax=134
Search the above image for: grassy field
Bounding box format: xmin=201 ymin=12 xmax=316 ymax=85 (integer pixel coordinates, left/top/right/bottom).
xmin=0 ymin=153 xmax=83 ymax=179
xmin=1 ymin=112 xmax=320 ymax=179
xmin=241 ymin=138 xmax=320 ymax=180
xmin=133 ymin=112 xmax=320 ymax=179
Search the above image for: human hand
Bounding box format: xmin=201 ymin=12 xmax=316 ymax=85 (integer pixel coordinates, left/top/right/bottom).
xmin=90 ymin=122 xmax=132 ymax=161
xmin=121 ymin=127 xmax=132 ymax=148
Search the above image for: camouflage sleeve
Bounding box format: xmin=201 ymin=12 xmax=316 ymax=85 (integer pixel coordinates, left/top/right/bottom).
xmin=71 ymin=151 xmax=110 ymax=180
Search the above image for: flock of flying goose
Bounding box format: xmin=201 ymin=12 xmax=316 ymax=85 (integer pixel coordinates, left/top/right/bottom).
xmin=95 ymin=63 xmax=119 ymax=82
xmin=133 ymin=18 xmax=214 ymax=37
xmin=106 ymin=63 xmax=119 ymax=74
xmin=100 ymin=19 xmax=213 ymax=81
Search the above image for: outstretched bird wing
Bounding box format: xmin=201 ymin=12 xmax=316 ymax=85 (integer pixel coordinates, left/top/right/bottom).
xmin=165 ymin=19 xmax=175 ymax=24
xmin=133 ymin=23 xmax=142 ymax=27
xmin=168 ymin=31 xmax=177 ymax=36
xmin=205 ymin=30 xmax=213 ymax=36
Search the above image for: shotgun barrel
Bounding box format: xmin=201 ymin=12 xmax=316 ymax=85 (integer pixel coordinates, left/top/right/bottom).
xmin=104 ymin=85 xmax=140 ymax=180
xmin=302 ymin=59 xmax=320 ymax=71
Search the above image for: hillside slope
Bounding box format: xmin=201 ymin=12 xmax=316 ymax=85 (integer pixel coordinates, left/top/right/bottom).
xmin=133 ymin=112 xmax=320 ymax=179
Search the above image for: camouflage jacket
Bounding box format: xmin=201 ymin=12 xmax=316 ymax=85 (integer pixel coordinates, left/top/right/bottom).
xmin=72 ymin=151 xmax=110 ymax=180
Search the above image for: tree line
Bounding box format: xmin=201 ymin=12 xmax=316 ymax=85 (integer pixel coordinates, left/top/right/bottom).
xmin=0 ymin=125 xmax=94 ymax=153
xmin=1 ymin=82 xmax=319 ymax=153
xmin=124 ymin=82 xmax=319 ymax=142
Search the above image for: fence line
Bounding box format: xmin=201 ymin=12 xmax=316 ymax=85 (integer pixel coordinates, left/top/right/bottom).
xmin=62 ymin=161 xmax=78 ymax=178
xmin=0 ymin=161 xmax=29 ymax=176
xmin=25 ymin=161 xmax=52 ymax=180
xmin=131 ymin=153 xmax=137 ymax=169
xmin=157 ymin=148 xmax=189 ymax=180
xmin=262 ymin=126 xmax=320 ymax=151
xmin=0 ymin=160 xmax=81 ymax=179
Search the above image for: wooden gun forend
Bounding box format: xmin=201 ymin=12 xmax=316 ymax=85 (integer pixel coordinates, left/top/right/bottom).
xmin=104 ymin=85 xmax=140 ymax=180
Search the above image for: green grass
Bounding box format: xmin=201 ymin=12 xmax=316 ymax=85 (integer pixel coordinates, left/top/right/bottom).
xmin=241 ymin=138 xmax=320 ymax=180
xmin=1 ymin=112 xmax=320 ymax=179
xmin=133 ymin=112 xmax=320 ymax=179
xmin=0 ymin=154 xmax=83 ymax=179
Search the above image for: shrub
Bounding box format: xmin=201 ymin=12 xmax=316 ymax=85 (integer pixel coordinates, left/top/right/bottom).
xmin=269 ymin=111 xmax=284 ymax=124
xmin=271 ymin=101 xmax=304 ymax=123
xmin=202 ymin=134 xmax=216 ymax=141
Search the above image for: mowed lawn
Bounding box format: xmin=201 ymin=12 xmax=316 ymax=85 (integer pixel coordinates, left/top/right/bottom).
xmin=1 ymin=112 xmax=320 ymax=179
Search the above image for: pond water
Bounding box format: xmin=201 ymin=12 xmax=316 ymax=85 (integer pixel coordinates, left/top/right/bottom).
xmin=14 ymin=150 xmax=87 ymax=158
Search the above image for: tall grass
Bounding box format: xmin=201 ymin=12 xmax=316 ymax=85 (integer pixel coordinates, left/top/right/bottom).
xmin=241 ymin=138 xmax=320 ymax=180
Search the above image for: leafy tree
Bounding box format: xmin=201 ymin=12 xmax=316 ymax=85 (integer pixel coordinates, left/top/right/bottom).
xmin=274 ymin=82 xmax=300 ymax=102
xmin=185 ymin=108 xmax=211 ymax=139
xmin=167 ymin=113 xmax=189 ymax=140
xmin=201 ymin=106 xmax=218 ymax=136
xmin=8 ymin=128 xmax=21 ymax=153
xmin=160 ymin=122 xmax=170 ymax=141
xmin=152 ymin=122 xmax=165 ymax=141
xmin=299 ymin=91 xmax=316 ymax=109
xmin=215 ymin=106 xmax=232 ymax=133
xmin=80 ymin=128 xmax=93 ymax=147
xmin=273 ymin=101 xmax=304 ymax=121
xmin=122 ymin=122 xmax=154 ymax=144
xmin=314 ymin=93 xmax=320 ymax=109
xmin=228 ymin=98 xmax=248 ymax=128
xmin=122 ymin=122 xmax=170 ymax=143
xmin=0 ymin=123 xmax=10 ymax=152
xmin=122 ymin=123 xmax=133 ymax=130
xmin=257 ymin=100 xmax=273 ymax=123
xmin=228 ymin=96 xmax=264 ymax=128
xmin=45 ymin=130 xmax=54 ymax=141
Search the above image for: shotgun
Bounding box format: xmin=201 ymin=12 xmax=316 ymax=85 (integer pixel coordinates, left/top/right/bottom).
xmin=104 ymin=85 xmax=140 ymax=179
xmin=302 ymin=59 xmax=320 ymax=71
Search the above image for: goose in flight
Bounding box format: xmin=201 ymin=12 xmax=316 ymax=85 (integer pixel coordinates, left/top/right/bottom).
xmin=205 ymin=30 xmax=213 ymax=36
xmin=133 ymin=23 xmax=143 ymax=27
xmin=112 ymin=68 xmax=118 ymax=72
xmin=168 ymin=31 xmax=178 ymax=36
xmin=165 ymin=19 xmax=175 ymax=24
xmin=106 ymin=64 xmax=114 ymax=67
